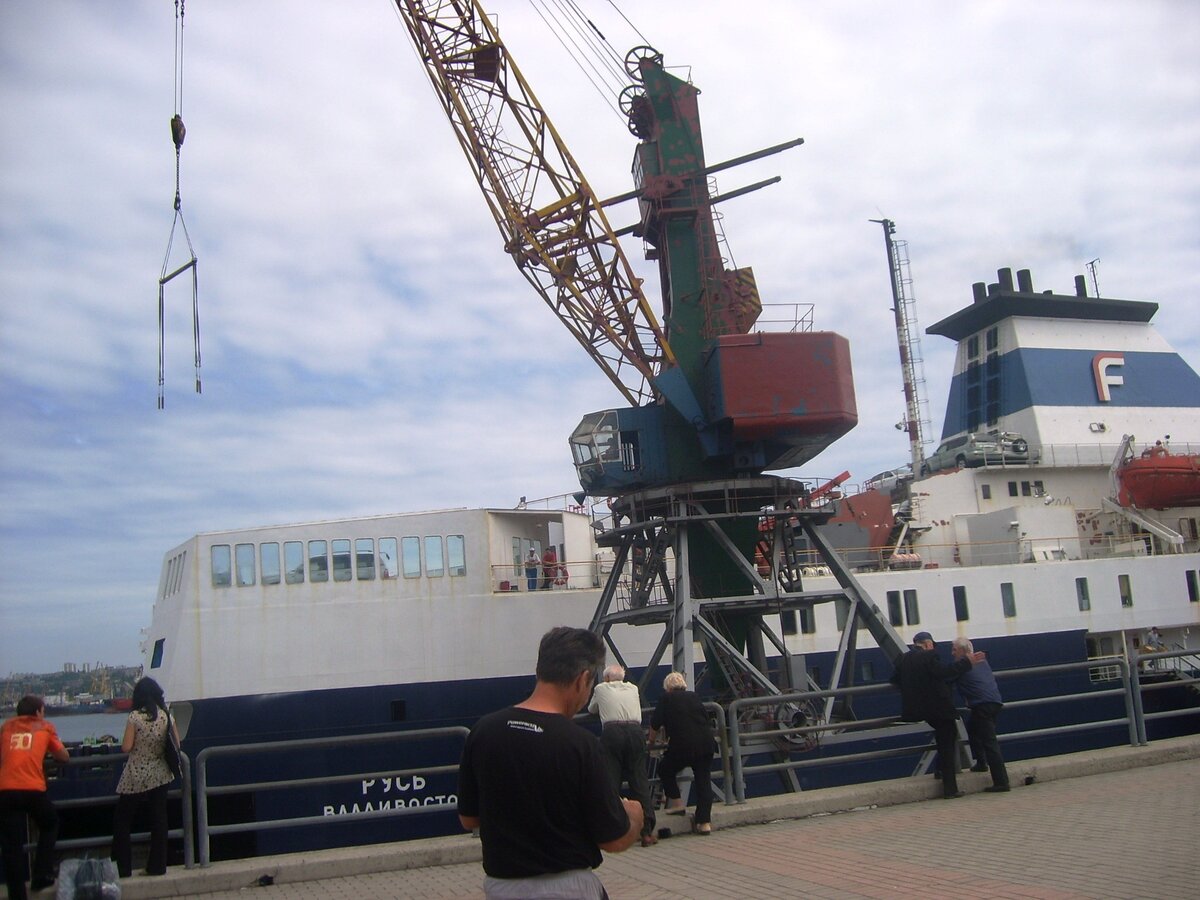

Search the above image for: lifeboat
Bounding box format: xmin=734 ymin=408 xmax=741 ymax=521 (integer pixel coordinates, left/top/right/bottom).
xmin=1116 ymin=442 xmax=1200 ymax=509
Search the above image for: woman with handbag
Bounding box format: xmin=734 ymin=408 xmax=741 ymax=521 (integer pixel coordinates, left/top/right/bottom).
xmin=111 ymin=677 xmax=178 ymax=878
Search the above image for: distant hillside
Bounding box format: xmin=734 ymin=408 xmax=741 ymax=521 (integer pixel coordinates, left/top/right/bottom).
xmin=1 ymin=664 xmax=143 ymax=711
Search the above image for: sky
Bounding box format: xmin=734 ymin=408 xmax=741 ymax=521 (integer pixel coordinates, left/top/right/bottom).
xmin=2 ymin=1 xmax=1198 ymax=675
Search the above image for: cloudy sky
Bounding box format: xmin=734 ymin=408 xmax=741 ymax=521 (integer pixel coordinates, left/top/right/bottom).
xmin=2 ymin=1 xmax=1197 ymax=675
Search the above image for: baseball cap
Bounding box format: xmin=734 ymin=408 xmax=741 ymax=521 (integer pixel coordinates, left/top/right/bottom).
xmin=912 ymin=631 xmax=934 ymax=644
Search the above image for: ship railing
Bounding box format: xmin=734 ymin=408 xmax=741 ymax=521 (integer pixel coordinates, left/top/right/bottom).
xmin=776 ymin=531 xmax=1161 ymax=574
xmin=1032 ymin=439 xmax=1200 ymax=468
xmin=33 ymin=750 xmax=194 ymax=867
xmin=726 ymin=656 xmax=1148 ymax=802
xmin=194 ymin=726 xmax=468 ymax=868
xmin=492 ymin=558 xmax=603 ymax=592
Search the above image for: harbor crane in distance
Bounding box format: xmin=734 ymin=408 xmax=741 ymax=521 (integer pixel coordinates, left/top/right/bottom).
xmin=394 ymin=1 xmax=909 ymax=785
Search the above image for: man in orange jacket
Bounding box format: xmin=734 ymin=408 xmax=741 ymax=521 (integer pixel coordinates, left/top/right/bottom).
xmin=1 ymin=695 xmax=70 ymax=899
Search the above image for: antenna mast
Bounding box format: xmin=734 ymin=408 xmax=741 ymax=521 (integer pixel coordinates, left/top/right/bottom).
xmin=873 ymin=218 xmax=930 ymax=473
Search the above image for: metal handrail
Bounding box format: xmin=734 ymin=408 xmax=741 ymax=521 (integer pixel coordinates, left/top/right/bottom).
xmin=37 ymin=750 xmax=194 ymax=868
xmin=195 ymin=727 xmax=468 ymax=867
xmin=726 ymin=656 xmax=1141 ymax=802
xmin=1129 ymin=647 xmax=1200 ymax=744
xmin=578 ymin=701 xmax=732 ymax=806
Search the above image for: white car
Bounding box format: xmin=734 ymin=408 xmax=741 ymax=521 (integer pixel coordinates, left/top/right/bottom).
xmin=864 ymin=464 xmax=913 ymax=495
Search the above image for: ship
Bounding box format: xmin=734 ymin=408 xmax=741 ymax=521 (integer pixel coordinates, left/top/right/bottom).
xmin=47 ymin=264 xmax=1192 ymax=862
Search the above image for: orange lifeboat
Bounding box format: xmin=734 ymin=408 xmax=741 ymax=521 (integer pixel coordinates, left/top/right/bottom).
xmin=1116 ymin=442 xmax=1200 ymax=509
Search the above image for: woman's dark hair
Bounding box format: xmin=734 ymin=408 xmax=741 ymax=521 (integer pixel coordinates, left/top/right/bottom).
xmin=535 ymin=626 xmax=605 ymax=686
xmin=131 ymin=677 xmax=168 ymax=721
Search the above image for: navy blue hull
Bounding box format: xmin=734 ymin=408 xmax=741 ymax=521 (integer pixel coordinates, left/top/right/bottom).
xmin=48 ymin=628 xmax=1196 ymax=861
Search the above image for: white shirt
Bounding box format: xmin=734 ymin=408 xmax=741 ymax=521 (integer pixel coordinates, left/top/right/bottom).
xmin=587 ymin=680 xmax=643 ymax=724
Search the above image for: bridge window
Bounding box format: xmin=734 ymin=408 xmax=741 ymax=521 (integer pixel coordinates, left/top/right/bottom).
xmin=447 ymin=534 xmax=466 ymax=577
xmin=1075 ymin=576 xmax=1091 ymax=611
xmin=1187 ymin=570 xmax=1199 ymax=603
xmin=402 ymin=537 xmax=421 ymax=578
xmin=163 ymin=552 xmax=186 ymax=598
xmin=425 ymin=536 xmax=445 ymax=577
xmin=379 ymin=538 xmax=399 ymax=579
xmin=356 ymin=538 xmax=375 ymax=580
xmin=211 ymin=545 xmax=232 ymax=588
xmin=980 ymin=484 xmax=992 ymax=500
xmin=332 ymin=540 xmax=352 ymax=582
xmin=953 ymin=585 xmax=969 ymax=621
xmin=903 ymin=589 xmax=920 ymax=625
xmin=1118 ymin=574 xmax=1133 ymax=608
xmin=1000 ymin=582 xmax=1016 ymax=618
xmin=235 ymin=543 xmax=256 ymax=587
xmin=886 ymin=591 xmax=903 ymax=626
xmin=309 ymin=540 xmax=329 ymax=583
xmin=985 ymin=327 xmax=998 ymax=352
xmin=284 ymin=541 xmax=304 ymax=584
xmin=150 ymin=639 xmax=165 ymax=669
xmin=261 ymin=543 xmax=280 ymax=586
xmin=1008 ymin=481 xmax=1018 ymax=497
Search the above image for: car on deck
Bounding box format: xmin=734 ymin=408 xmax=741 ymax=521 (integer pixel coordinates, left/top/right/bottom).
xmin=922 ymin=431 xmax=1030 ymax=474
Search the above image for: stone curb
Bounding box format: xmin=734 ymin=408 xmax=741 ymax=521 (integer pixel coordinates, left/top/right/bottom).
xmin=117 ymin=733 xmax=1200 ymax=899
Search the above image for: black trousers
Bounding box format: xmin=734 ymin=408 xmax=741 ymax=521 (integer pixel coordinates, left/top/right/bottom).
xmin=927 ymin=717 xmax=961 ymax=796
xmin=967 ymin=701 xmax=1009 ymax=787
xmin=0 ymin=789 xmax=58 ymax=900
xmin=599 ymin=723 xmax=655 ymax=837
xmin=111 ymin=784 xmax=169 ymax=877
xmin=658 ymin=749 xmax=714 ymax=825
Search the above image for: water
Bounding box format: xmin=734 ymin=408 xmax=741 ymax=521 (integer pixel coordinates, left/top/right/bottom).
xmin=46 ymin=711 xmax=128 ymax=744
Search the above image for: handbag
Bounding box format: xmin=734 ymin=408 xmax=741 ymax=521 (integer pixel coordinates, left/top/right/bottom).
xmin=163 ymin=711 xmax=183 ymax=781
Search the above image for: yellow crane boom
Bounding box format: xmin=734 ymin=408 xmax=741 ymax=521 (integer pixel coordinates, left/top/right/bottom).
xmin=395 ymin=0 xmax=674 ymax=407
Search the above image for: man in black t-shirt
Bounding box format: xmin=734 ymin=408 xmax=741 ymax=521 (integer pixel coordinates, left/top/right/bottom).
xmin=458 ymin=627 xmax=642 ymax=899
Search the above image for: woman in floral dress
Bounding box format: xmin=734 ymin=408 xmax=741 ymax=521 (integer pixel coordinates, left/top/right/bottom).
xmin=110 ymin=677 xmax=178 ymax=878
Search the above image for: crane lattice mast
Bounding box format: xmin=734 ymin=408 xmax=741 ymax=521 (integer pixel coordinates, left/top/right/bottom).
xmin=875 ymin=218 xmax=930 ymax=473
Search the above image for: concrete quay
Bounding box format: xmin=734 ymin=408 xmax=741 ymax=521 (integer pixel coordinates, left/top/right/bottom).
xmin=107 ymin=734 xmax=1200 ymax=899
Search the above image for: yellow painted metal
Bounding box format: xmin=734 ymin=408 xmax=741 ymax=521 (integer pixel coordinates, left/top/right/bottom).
xmin=394 ymin=0 xmax=676 ymax=406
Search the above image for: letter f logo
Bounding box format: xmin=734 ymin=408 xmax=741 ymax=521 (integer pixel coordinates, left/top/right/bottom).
xmin=1093 ymin=353 xmax=1124 ymax=402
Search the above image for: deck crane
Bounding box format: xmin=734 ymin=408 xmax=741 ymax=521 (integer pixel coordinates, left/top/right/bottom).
xmin=395 ymin=1 xmax=909 ymax=785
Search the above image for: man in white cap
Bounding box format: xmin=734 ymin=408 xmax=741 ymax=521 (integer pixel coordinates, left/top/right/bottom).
xmin=890 ymin=632 xmax=984 ymax=798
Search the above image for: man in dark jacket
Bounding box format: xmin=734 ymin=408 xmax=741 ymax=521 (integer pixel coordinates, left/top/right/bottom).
xmin=890 ymin=632 xmax=984 ymax=798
